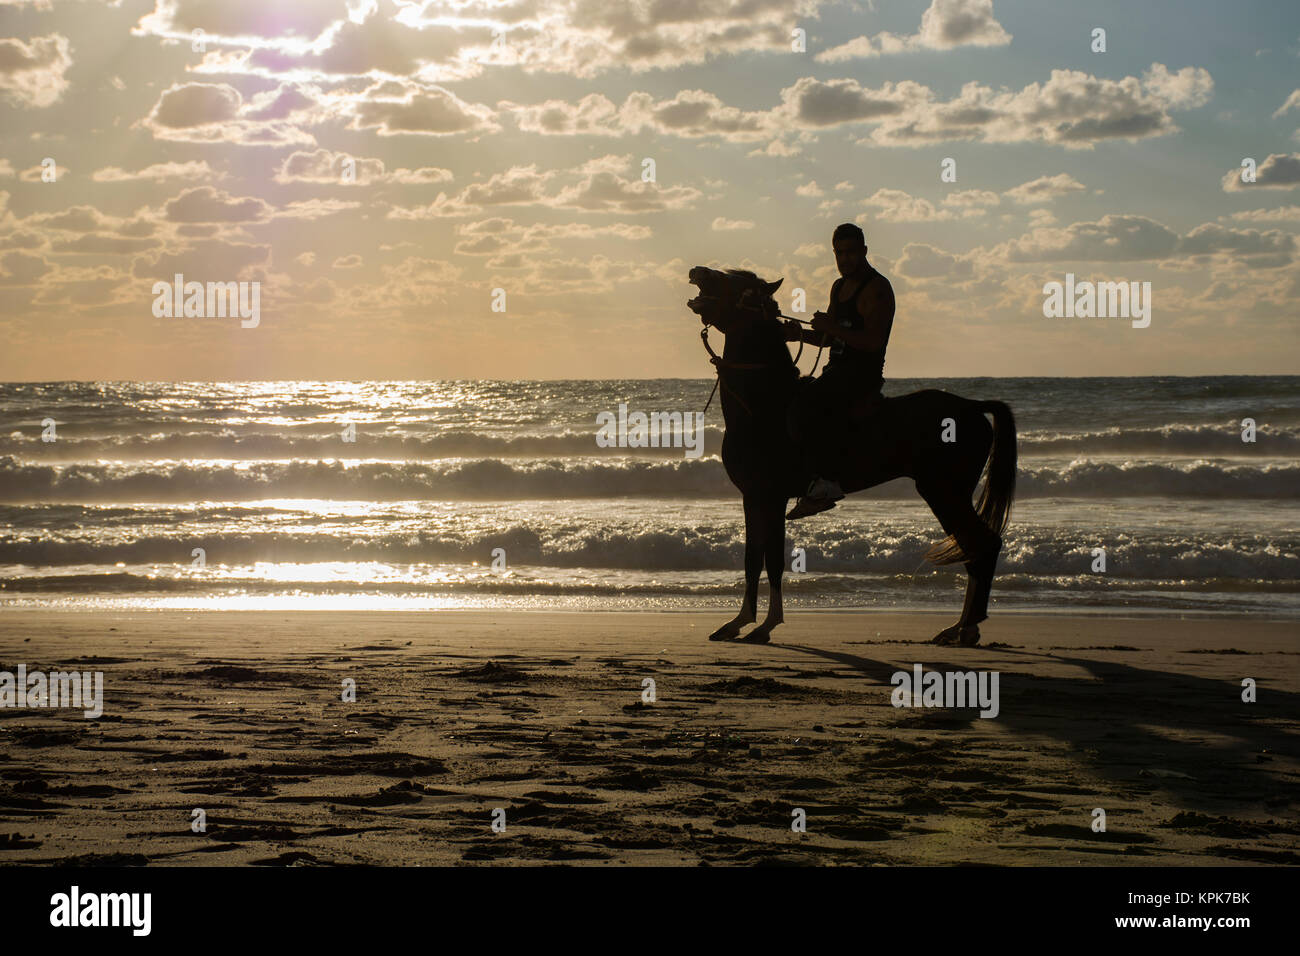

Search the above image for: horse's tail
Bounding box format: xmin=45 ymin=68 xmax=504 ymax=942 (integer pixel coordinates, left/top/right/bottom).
xmin=975 ymin=400 xmax=1016 ymax=538
xmin=926 ymin=399 xmax=1016 ymax=565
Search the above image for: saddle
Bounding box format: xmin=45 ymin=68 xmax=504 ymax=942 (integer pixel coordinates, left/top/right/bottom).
xmin=787 ymin=380 xmax=888 ymax=449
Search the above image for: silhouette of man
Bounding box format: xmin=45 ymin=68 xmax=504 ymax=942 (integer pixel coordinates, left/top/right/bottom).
xmin=784 ymin=222 xmax=895 ymax=519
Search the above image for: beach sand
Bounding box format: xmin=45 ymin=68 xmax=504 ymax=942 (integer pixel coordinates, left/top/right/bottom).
xmin=0 ymin=609 xmax=1296 ymax=866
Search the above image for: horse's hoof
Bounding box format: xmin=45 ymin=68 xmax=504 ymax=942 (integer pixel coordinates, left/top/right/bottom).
xmin=957 ymin=625 xmax=981 ymax=647
xmin=931 ymin=625 xmax=962 ymax=645
xmin=738 ymin=630 xmax=771 ymax=644
xmin=708 ymin=620 xmax=748 ymax=641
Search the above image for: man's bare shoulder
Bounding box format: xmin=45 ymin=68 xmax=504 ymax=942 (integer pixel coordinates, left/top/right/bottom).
xmin=858 ymin=269 xmax=894 ymax=305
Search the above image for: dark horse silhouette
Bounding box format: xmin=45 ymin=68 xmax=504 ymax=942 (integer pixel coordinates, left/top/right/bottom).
xmin=687 ymin=266 xmax=1016 ymax=647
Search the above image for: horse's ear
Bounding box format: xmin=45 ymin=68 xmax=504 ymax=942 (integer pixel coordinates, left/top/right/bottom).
xmin=765 ymin=278 xmax=783 ymax=295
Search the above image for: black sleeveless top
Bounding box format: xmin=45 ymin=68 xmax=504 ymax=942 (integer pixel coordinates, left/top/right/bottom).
xmin=823 ymin=267 xmax=888 ymax=387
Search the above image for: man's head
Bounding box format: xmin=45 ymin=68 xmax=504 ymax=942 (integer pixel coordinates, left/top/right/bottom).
xmin=832 ymin=222 xmax=867 ymax=277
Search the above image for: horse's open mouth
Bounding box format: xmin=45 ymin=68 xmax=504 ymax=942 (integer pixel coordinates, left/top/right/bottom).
xmin=687 ymin=267 xmax=720 ymax=316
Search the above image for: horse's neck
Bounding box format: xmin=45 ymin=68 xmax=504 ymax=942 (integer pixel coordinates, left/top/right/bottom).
xmin=719 ymin=323 xmax=793 ymax=425
xmin=723 ymin=322 xmax=783 ymax=366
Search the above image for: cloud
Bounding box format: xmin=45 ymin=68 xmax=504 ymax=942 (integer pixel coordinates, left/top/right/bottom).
xmin=990 ymin=213 xmax=1294 ymax=268
xmin=386 ymin=166 xmax=454 ymax=184
xmin=274 ymin=198 xmax=362 ymax=220
xmin=995 ymin=214 xmax=1180 ymax=262
xmin=149 ymin=82 xmax=240 ymax=127
xmin=274 ymin=149 xmax=453 ymax=185
xmin=857 ymin=187 xmax=997 ymax=222
xmin=1222 ymin=153 xmax=1300 ymax=191
xmin=449 ymin=0 xmax=809 ymax=80
xmin=780 ymin=77 xmax=921 ymax=128
xmin=0 ymin=199 xmax=170 ymax=260
xmin=817 ymin=0 xmax=1011 ymax=61
xmin=348 ymin=84 xmax=498 ymax=136
xmin=711 ymin=217 xmax=755 ymax=231
xmin=242 ymin=84 xmax=319 ymax=121
xmin=569 ymin=158 xmax=700 ymax=212
xmin=1178 ymin=222 xmax=1296 ymax=266
xmin=620 ymin=88 xmax=773 ymax=140
xmin=1004 ymin=173 xmax=1087 ymax=204
xmin=132 ymin=240 xmax=271 ymax=281
xmin=795 ymin=181 xmax=825 ymax=197
xmin=163 ymin=187 xmax=272 ymax=223
xmin=49 ymin=235 xmax=160 ymax=255
xmin=1141 ymin=63 xmax=1214 ymax=108
xmin=138 ymin=82 xmax=317 ymax=146
xmin=0 ymin=34 xmax=72 ymax=108
xmin=943 ymin=189 xmax=1000 ymax=208
xmin=552 ymin=156 xmax=702 ymax=213
xmin=375 ymin=256 xmax=464 ymax=306
xmin=31 ymin=206 xmax=114 ymax=232
xmin=1227 ymin=205 xmax=1300 ymax=223
xmin=452 ymin=217 xmax=651 ymax=256
xmin=1273 ymin=89 xmax=1300 ymax=118
xmin=502 ymin=89 xmax=773 ymax=141
xmin=133 ymin=0 xmax=826 ymax=83
xmin=492 ymin=63 xmax=1209 ymax=153
xmin=0 ymin=250 xmax=52 ymax=284
xmin=18 ymin=161 xmax=69 ymax=182
xmin=93 ymin=161 xmax=223 ymax=183
xmin=896 ymin=242 xmax=975 ymax=279
xmin=503 ymin=92 xmax=621 ymax=135
xmin=132 ymin=0 xmax=344 ymax=46
xmin=390 ymin=155 xmax=701 ymax=218
xmin=860 ymin=65 xmax=1214 ymax=147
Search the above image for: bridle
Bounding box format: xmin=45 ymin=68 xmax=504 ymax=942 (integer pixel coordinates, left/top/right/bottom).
xmin=697 ymin=288 xmax=826 ymax=416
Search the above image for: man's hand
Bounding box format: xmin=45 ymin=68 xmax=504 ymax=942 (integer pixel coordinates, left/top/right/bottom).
xmin=783 ymin=318 xmax=803 ymax=341
xmin=810 ymin=311 xmax=836 ymax=337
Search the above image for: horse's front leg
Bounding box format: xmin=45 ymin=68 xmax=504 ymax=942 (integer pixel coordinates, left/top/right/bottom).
xmin=740 ymin=497 xmax=787 ymax=644
xmin=708 ymin=494 xmax=763 ymax=641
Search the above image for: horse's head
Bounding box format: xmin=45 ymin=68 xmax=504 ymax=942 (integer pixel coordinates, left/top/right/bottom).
xmin=687 ymin=266 xmax=783 ymax=334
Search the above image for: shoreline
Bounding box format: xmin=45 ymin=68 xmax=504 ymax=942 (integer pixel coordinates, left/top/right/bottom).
xmin=4 ymin=604 xmax=1297 ymax=621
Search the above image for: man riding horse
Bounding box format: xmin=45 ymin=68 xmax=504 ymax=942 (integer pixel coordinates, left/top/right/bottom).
xmin=785 ymin=222 xmax=894 ymax=520
xmin=686 ymin=248 xmax=1015 ymax=646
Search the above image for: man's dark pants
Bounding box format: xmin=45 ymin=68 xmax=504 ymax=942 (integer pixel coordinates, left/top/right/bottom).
xmin=788 ymin=368 xmax=865 ymax=484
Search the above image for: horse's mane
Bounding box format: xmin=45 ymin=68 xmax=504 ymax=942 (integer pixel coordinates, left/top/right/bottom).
xmin=717 ymin=269 xmax=796 ymax=379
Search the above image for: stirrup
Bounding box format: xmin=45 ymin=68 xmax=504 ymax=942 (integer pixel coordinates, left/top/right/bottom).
xmin=786 ymin=482 xmax=842 ymax=520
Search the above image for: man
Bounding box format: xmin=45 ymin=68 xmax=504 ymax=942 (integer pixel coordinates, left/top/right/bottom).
xmin=784 ymin=222 xmax=895 ymax=519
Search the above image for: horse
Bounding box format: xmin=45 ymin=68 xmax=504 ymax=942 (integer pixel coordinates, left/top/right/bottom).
xmin=686 ymin=265 xmax=1016 ymax=647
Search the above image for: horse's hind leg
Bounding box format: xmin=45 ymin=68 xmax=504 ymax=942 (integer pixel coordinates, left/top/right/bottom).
xmin=708 ymin=494 xmax=763 ymax=641
xmin=916 ymin=479 xmax=1002 ymax=647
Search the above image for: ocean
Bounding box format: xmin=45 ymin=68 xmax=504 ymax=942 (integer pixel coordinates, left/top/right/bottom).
xmin=0 ymin=377 xmax=1296 ymax=617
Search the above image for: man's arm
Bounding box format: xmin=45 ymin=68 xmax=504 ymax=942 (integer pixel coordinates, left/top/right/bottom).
xmin=811 ymin=277 xmax=893 ymax=350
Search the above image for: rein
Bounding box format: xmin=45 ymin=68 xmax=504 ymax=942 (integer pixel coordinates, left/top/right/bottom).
xmin=700 ymin=327 xmax=760 ymax=416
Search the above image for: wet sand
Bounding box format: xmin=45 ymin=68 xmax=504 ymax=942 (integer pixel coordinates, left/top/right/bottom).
xmin=0 ymin=609 xmax=1296 ymax=866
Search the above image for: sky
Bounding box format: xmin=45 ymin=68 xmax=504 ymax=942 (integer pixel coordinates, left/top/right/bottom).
xmin=0 ymin=0 xmax=1298 ymax=381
